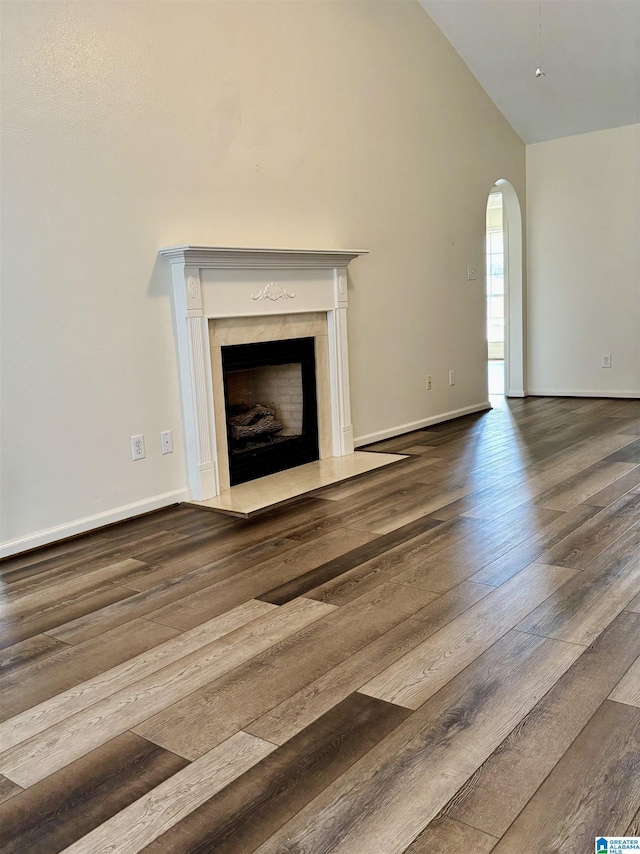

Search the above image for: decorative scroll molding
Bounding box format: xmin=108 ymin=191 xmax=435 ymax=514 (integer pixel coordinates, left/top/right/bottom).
xmin=187 ymin=275 xmax=199 ymax=300
xmin=251 ymin=282 xmax=295 ymax=302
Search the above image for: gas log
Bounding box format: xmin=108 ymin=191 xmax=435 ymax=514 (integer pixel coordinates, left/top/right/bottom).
xmin=228 ymin=404 xmax=284 ymax=441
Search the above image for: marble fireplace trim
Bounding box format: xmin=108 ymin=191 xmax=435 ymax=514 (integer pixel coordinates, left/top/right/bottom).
xmin=161 ymin=246 xmax=368 ymax=500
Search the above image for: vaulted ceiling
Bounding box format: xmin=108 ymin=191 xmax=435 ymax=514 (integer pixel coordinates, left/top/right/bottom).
xmin=419 ymin=0 xmax=640 ymax=143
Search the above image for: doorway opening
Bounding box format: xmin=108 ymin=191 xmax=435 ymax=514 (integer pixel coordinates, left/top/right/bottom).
xmin=486 ymin=187 xmax=505 ymax=396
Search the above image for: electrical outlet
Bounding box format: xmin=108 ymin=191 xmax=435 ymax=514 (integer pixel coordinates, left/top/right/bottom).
xmin=426 ymin=375 xmax=432 ymax=391
xmin=161 ymin=430 xmax=173 ymax=455
xmin=466 ymin=265 xmax=477 ymax=281
xmin=131 ymin=435 xmax=145 ymax=460
xmin=602 ymin=354 xmax=611 ymax=368
xmin=449 ymin=370 xmax=456 ymax=386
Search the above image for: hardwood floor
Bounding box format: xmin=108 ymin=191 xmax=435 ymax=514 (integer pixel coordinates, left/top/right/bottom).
xmin=1 ymin=395 xmax=640 ymax=853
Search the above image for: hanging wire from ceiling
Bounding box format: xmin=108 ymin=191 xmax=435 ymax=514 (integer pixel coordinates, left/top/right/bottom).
xmin=535 ymin=0 xmax=547 ymax=77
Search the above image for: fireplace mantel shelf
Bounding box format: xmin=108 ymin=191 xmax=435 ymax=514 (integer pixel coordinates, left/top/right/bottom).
xmin=160 ymin=245 xmax=369 ymax=270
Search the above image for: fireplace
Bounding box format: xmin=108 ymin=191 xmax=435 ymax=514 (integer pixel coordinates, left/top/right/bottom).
xmin=222 ymin=337 xmax=319 ymax=485
xmin=160 ymin=245 xmax=368 ymax=501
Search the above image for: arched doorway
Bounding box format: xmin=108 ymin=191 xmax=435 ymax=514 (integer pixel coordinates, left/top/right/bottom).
xmin=487 ymin=179 xmax=525 ymax=397
xmin=486 ymin=187 xmax=505 ymax=394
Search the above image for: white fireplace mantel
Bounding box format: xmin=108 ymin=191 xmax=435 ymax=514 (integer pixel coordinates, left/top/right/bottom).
xmin=161 ymin=245 xmax=368 ymax=500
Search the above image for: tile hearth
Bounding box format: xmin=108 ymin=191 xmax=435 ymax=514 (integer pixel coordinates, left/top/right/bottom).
xmin=185 ymin=451 xmax=407 ymax=517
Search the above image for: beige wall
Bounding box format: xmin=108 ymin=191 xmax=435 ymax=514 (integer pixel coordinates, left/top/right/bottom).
xmin=527 ymin=124 xmax=640 ymax=396
xmin=0 ymin=0 xmax=525 ymax=553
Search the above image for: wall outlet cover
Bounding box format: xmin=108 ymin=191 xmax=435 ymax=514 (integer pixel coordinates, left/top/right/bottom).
xmin=161 ymin=430 xmax=173 ymax=454
xmin=131 ymin=435 xmax=145 ymax=460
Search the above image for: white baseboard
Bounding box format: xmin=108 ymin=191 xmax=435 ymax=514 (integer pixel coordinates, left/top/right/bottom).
xmin=528 ymin=389 xmax=640 ymax=399
xmin=354 ymin=401 xmax=492 ymax=447
xmin=0 ymin=488 xmax=190 ymax=559
xmin=506 ymin=389 xmax=527 ymax=398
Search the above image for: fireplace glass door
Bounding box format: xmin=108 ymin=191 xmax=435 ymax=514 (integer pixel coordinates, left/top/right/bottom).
xmin=221 ymin=337 xmax=319 ymax=486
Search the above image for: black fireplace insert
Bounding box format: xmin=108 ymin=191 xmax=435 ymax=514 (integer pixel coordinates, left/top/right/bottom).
xmin=221 ymin=337 xmax=319 ymax=486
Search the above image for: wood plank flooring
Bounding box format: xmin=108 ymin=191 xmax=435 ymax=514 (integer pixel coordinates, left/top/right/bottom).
xmin=1 ymin=395 xmax=640 ymax=852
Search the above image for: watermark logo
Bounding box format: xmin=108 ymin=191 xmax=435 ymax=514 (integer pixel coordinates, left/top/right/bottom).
xmin=596 ymin=838 xmax=640 ymax=852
